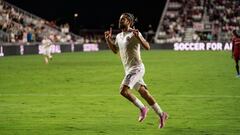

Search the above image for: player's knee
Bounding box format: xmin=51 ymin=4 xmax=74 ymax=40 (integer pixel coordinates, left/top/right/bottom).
xmin=120 ymin=86 xmax=129 ymax=97
xmin=120 ymin=90 xmax=129 ymax=97
xmin=120 ymin=90 xmax=126 ymax=96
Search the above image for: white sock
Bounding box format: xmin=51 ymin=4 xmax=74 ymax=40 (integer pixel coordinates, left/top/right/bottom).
xmin=133 ymin=98 xmax=145 ymax=109
xmin=151 ymin=103 xmax=163 ymax=117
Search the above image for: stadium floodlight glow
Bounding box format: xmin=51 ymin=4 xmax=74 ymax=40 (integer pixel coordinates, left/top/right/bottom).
xmin=74 ymin=13 xmax=78 ymax=17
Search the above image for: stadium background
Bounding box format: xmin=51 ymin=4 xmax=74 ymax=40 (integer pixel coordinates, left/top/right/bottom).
xmin=0 ymin=0 xmax=239 ymax=55
xmin=1 ymin=0 xmax=240 ymax=135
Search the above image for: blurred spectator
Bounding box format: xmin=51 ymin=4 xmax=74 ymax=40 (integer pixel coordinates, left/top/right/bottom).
xmin=155 ymin=0 xmax=239 ymax=43
xmin=0 ymin=0 xmax=83 ymax=44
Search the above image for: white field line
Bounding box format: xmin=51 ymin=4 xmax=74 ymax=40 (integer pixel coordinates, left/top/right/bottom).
xmin=0 ymin=94 xmax=240 ymax=98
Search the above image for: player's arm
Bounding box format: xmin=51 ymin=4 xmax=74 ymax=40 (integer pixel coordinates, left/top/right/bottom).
xmin=131 ymin=29 xmax=150 ymax=50
xmin=138 ymin=34 xmax=150 ymax=50
xmin=105 ymin=28 xmax=118 ymax=54
xmin=232 ymin=39 xmax=234 ymax=58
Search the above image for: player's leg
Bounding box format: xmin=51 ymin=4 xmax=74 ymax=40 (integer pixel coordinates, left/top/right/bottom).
xmin=138 ymin=86 xmax=164 ymax=115
xmin=138 ymin=85 xmax=156 ymax=105
xmin=120 ymin=85 xmax=137 ymax=102
xmin=120 ymin=85 xmax=148 ymax=122
xmin=43 ymin=48 xmax=49 ymax=64
xmin=120 ymin=85 xmax=146 ymax=112
xmin=235 ymin=58 xmax=240 ymax=77
xmin=120 ymin=68 xmax=148 ymax=122
xmin=47 ymin=48 xmax=52 ymax=61
xmin=48 ymin=55 xmax=53 ymax=61
xmin=138 ymin=85 xmax=168 ymax=128
xmin=44 ymin=55 xmax=49 ymax=64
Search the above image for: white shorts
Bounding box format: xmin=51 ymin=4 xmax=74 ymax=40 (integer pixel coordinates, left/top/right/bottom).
xmin=42 ymin=47 xmax=51 ymax=57
xmin=120 ymin=64 xmax=146 ymax=91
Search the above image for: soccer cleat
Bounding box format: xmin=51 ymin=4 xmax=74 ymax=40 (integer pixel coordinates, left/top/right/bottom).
xmin=236 ymin=74 xmax=240 ymax=78
xmin=138 ymin=106 xmax=148 ymax=122
xmin=159 ymin=112 xmax=169 ymax=128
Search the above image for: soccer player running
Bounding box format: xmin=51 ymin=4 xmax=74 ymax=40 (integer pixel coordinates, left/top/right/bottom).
xmin=232 ymin=30 xmax=240 ymax=78
xmin=104 ymin=13 xmax=168 ymax=128
xmin=41 ymin=35 xmax=53 ymax=64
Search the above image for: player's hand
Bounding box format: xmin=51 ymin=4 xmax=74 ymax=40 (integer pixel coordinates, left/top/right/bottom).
xmin=130 ymin=28 xmax=140 ymax=38
xmin=104 ymin=27 xmax=112 ymax=39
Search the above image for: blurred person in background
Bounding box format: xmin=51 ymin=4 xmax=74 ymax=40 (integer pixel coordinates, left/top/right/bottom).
xmin=41 ymin=35 xmax=53 ymax=64
xmin=231 ymin=30 xmax=240 ymax=78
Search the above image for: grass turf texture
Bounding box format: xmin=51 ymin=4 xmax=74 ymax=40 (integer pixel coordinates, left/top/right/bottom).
xmin=0 ymin=50 xmax=240 ymax=135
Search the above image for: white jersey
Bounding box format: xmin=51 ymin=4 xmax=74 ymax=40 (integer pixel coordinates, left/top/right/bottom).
xmin=41 ymin=38 xmax=52 ymax=56
xmin=41 ymin=39 xmax=52 ymax=48
xmin=115 ymin=31 xmax=145 ymax=72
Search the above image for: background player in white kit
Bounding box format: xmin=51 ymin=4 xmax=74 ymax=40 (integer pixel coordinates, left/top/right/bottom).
xmin=104 ymin=13 xmax=168 ymax=128
xmin=41 ymin=35 xmax=53 ymax=64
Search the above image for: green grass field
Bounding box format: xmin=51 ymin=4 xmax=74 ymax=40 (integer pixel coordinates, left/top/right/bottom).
xmin=0 ymin=50 xmax=240 ymax=135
